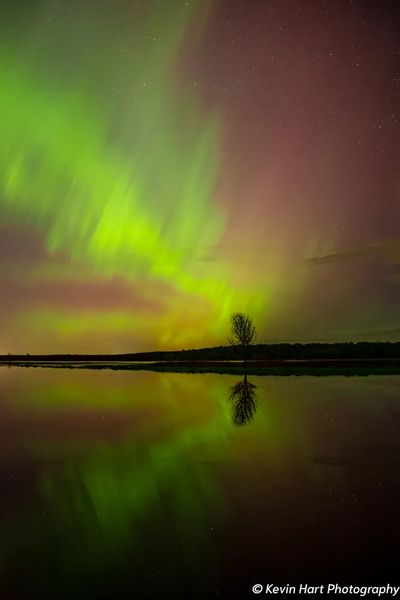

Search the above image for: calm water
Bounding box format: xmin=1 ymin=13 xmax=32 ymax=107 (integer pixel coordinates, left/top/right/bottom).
xmin=0 ymin=367 xmax=399 ymax=599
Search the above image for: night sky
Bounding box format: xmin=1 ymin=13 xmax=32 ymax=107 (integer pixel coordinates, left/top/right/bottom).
xmin=0 ymin=0 xmax=399 ymax=353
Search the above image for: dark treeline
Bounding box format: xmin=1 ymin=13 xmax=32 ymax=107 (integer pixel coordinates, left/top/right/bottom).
xmin=1 ymin=342 xmax=400 ymax=362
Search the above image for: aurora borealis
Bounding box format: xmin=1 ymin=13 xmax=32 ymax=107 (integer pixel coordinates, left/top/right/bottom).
xmin=1 ymin=0 xmax=400 ymax=352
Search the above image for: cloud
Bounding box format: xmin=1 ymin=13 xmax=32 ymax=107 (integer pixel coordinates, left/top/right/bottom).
xmin=306 ymin=248 xmax=365 ymax=265
xmin=306 ymin=238 xmax=400 ymax=266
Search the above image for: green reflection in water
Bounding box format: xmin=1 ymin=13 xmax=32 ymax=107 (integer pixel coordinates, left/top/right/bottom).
xmin=1 ymin=370 xmax=272 ymax=596
xmin=1 ymin=370 xmax=399 ymax=597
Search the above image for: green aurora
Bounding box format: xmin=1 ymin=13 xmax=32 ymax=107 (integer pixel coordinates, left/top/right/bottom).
xmin=0 ymin=0 xmax=271 ymax=351
xmin=0 ymin=0 xmax=399 ymax=351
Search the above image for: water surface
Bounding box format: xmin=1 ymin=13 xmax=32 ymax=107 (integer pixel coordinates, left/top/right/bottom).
xmin=0 ymin=368 xmax=399 ymax=598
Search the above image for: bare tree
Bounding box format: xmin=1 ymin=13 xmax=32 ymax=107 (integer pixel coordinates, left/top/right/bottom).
xmin=228 ymin=312 xmax=256 ymax=362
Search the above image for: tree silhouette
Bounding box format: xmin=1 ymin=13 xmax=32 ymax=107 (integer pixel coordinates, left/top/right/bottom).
xmin=229 ymin=374 xmax=257 ymax=426
xmin=228 ymin=312 xmax=257 ymax=362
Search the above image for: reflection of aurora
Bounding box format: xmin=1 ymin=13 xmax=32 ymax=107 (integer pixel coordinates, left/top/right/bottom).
xmin=37 ymin=433 xmax=223 ymax=590
xmin=2 ymin=423 xmax=226 ymax=594
xmin=0 ymin=372 xmax=233 ymax=594
xmin=0 ymin=0 xmax=269 ymax=350
xmin=0 ymin=368 xmax=328 ymax=597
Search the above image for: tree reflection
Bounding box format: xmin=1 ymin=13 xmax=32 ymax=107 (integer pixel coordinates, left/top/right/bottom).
xmin=229 ymin=375 xmax=258 ymax=426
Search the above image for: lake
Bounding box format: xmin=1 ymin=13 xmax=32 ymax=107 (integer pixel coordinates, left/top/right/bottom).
xmin=0 ymin=367 xmax=399 ymax=598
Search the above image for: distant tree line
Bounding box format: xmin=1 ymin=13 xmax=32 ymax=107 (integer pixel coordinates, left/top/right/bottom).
xmin=2 ymin=342 xmax=400 ymax=362
xmin=131 ymin=342 xmax=400 ymax=361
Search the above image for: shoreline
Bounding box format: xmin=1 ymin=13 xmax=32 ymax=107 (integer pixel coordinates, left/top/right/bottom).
xmin=2 ymin=358 xmax=400 ymax=376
